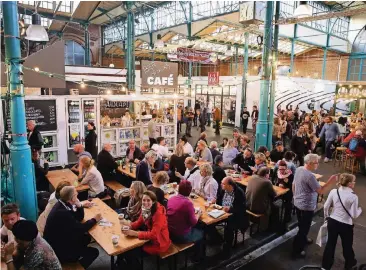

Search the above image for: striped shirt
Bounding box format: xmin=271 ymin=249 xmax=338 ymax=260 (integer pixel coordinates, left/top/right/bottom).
xmin=293 ymin=167 xmax=320 ymax=211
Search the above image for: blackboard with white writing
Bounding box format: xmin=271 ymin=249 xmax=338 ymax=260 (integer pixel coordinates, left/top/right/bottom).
xmin=4 ymin=100 xmax=57 ymax=132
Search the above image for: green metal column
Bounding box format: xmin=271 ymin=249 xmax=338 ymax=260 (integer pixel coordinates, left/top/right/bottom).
xmin=126 ymin=1 xmax=135 ymax=91
xmin=255 ymin=1 xmax=274 ymax=150
xmin=2 ymin=1 xmax=38 ymax=221
xmin=241 ymin=32 xmax=249 ymax=107
xmin=290 ymin=24 xmax=297 ymax=73
xmin=84 ymin=23 xmax=91 ymax=66
xmin=267 ymin=1 xmax=280 ymax=149
xmin=188 ymin=2 xmax=193 ymax=97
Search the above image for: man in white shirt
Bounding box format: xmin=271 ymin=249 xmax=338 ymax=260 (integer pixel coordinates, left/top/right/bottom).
xmin=148 ymin=114 xmax=157 ymax=147
xmin=179 ymin=136 xmax=194 ymax=156
xmin=151 ymin=137 xmax=171 ymax=159
xmin=1 ymin=204 xmax=24 ymax=245
xmin=175 ymin=157 xmax=201 ymax=191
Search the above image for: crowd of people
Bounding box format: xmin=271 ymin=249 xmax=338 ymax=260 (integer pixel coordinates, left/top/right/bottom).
xmin=2 ymin=106 xmax=362 ymax=269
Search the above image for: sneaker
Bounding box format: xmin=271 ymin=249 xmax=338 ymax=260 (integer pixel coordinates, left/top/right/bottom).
xmin=324 ymin=157 xmax=330 ymax=163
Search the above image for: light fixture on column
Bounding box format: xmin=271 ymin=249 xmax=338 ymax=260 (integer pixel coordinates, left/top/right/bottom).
xmin=225 ymin=45 xmax=233 ymax=57
xmin=293 ymin=1 xmax=312 ymax=18
xmin=155 ymin=34 xmax=164 ymax=49
xmin=25 ymin=14 xmax=49 ymax=42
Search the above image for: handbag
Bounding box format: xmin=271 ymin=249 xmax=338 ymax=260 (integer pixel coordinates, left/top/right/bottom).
xmin=316 ymin=220 xmax=328 ymax=247
xmin=337 ymin=189 xmax=353 ymax=219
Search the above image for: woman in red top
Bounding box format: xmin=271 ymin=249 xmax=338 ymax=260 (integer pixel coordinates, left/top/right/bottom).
xmin=121 ymin=191 xmax=171 ymax=255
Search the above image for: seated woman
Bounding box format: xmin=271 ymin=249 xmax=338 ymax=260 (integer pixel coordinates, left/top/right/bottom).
xmin=120 ymin=191 xmax=171 ymax=255
xmin=195 ymin=140 xmax=213 ymax=163
xmin=195 ymin=163 xmax=218 ymax=202
xmin=78 ymin=157 xmax=105 ymax=198
xmin=31 ymin=149 xmax=49 ymax=192
xmin=250 ymin=152 xmax=267 ymax=175
xmin=147 ymin=171 xmax=169 ymax=207
xmin=223 ymin=139 xmax=239 ymax=166
xmin=119 ymin=181 xmax=146 ymax=222
xmin=274 ymin=160 xmax=294 ymax=224
xmin=257 ymin=146 xmax=271 ymax=163
xmin=136 ymin=150 xmax=158 ymax=186
xmin=167 ymin=180 xmax=204 ymax=261
xmin=169 ymin=143 xmax=190 ymax=183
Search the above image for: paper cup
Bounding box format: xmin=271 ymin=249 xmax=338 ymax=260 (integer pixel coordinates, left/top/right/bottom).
xmin=112 ymin=235 xmax=119 ymax=246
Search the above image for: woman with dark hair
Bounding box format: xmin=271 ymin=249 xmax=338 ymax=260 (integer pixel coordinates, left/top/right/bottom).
xmin=120 ymin=191 xmax=171 ymax=255
xmin=291 ymin=125 xmax=311 ymax=166
xmin=85 ymin=122 xmax=97 ymax=160
xmin=274 ymin=160 xmax=294 ymax=224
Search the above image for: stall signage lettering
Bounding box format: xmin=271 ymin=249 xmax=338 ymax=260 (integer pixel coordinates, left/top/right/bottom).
xmin=105 ymin=101 xmax=130 ymax=108
xmin=208 ymin=72 xmax=219 ymax=86
xmin=141 ymin=60 xmax=178 ymax=89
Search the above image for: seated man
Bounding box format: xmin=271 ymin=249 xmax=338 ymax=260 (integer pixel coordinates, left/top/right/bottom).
xmin=216 ymin=177 xmax=249 ymax=259
xmin=125 ymin=140 xmax=144 ymax=164
xmin=3 ymin=220 xmax=62 ymax=269
xmin=140 ymin=143 xmax=164 ymax=173
xmin=209 ymin=141 xmax=221 ymax=162
xmin=175 ymin=157 xmax=201 ymax=191
xmin=212 ymin=155 xmax=226 ymax=188
xmin=151 ymin=137 xmax=170 ymax=159
xmin=71 ymin=144 xmax=92 ymax=175
xmin=1 ymin=204 xmax=24 ymax=244
xmin=246 ymin=167 xmax=276 ymax=231
xmin=344 ymin=130 xmax=366 ymax=174
xmin=232 ymin=148 xmax=255 ymax=175
xmin=44 ymin=186 xmax=101 ymax=269
xmin=233 ymin=128 xmax=242 ymax=149
xmin=97 ymin=143 xmax=119 ymax=181
xmin=270 ymin=141 xmax=288 ymax=163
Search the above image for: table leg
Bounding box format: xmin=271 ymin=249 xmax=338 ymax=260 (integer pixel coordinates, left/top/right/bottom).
xmin=111 ymin=256 xmax=115 ymax=270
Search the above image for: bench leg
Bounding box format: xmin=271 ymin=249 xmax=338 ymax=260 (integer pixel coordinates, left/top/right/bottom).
xmin=110 ymin=256 xmax=115 ymax=270
xmin=257 ymin=217 xmax=261 ymax=234
xmin=156 ymin=256 xmax=160 ymax=270
xmin=234 ymin=230 xmax=238 ymax=247
xmin=185 ymin=251 xmax=188 ymax=269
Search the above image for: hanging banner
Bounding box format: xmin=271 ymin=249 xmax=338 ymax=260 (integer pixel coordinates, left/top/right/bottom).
xmin=141 ymin=60 xmax=178 ymax=89
xmin=208 ymin=72 xmax=220 ymax=86
xmin=172 ymin=48 xmax=218 ymax=64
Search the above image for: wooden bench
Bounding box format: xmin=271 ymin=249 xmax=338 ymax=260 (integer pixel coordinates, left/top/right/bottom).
xmin=246 ymin=210 xmax=264 ymax=235
xmin=105 ymin=180 xmax=126 ymax=192
xmin=62 ymin=262 xmax=84 ymax=270
xmin=156 ymin=244 xmax=179 ymax=270
xmin=174 ymin=243 xmax=195 ymax=269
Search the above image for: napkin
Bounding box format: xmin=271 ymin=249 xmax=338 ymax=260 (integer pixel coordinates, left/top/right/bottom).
xmin=207 ymin=209 xmax=225 ymax=219
xmin=98 ymin=218 xmax=112 ymax=227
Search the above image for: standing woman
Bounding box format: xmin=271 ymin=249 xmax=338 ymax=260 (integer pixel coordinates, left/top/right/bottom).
xmin=322 ymin=174 xmax=362 ymax=270
xmin=272 ymin=117 xmax=282 ymax=147
xmin=85 ymin=122 xmax=97 ymax=160
xmin=290 ymin=125 xmax=310 ymax=166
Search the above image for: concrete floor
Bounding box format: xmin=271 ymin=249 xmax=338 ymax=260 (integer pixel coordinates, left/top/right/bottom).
xmin=88 ymin=124 xmax=366 ymax=270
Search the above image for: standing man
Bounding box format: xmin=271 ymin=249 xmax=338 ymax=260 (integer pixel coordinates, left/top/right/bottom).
xmin=251 ymin=106 xmax=259 ymax=137
xmin=241 ymin=107 xmax=250 ymax=134
xmin=185 ymin=108 xmax=194 ymax=138
xmin=292 ymin=154 xmax=337 ymax=258
xmin=177 ymin=105 xmax=183 ymax=135
xmin=27 ymin=120 xmax=43 ymax=151
xmin=318 ymin=116 xmax=340 ymax=163
xmin=194 ymin=100 xmax=201 ymax=127
xmin=214 ymin=106 xmax=222 ymax=135
xmin=148 ymin=113 xmax=158 ymax=148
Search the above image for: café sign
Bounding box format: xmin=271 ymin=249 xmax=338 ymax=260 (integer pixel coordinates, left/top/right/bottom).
xmin=141 ymin=60 xmax=178 ymax=89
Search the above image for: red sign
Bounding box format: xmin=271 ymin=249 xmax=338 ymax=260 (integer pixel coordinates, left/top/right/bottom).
xmin=208 ymin=72 xmax=220 ymax=86
xmin=173 ymin=48 xmax=217 ymax=64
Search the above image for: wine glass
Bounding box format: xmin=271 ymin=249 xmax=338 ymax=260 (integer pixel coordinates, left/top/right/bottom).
xmin=61 ymin=163 xmax=65 ymax=172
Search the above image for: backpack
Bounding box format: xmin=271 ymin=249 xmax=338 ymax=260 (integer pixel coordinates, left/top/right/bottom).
xmin=348 ymin=138 xmax=359 ymax=152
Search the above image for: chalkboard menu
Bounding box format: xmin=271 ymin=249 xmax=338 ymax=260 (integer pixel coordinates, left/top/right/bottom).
xmin=4 ymin=99 xmax=57 ymax=132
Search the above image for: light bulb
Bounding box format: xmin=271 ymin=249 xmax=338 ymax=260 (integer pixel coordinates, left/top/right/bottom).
xmin=80 ymin=79 xmax=85 ymax=88
xmin=34 ymin=67 xmax=40 ymax=72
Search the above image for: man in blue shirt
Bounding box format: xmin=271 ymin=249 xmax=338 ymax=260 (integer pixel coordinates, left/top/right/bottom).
xmin=319 ymin=116 xmax=340 ymax=163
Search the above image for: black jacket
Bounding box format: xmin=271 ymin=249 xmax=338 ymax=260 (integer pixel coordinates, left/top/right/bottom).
xmin=28 ymin=126 xmax=43 ymax=150
xmin=33 ymin=159 xmax=49 ymax=191
xmin=269 ymin=148 xmax=287 ymax=163
xmin=210 ymin=148 xmax=221 ymax=162
xmin=232 ymin=154 xmax=255 ymax=174
xmin=213 ymin=165 xmax=226 ymax=187
xmin=43 ymin=201 xmax=97 ymax=263
xmin=291 ymin=135 xmax=311 ymax=155
xmin=169 ymin=154 xmax=189 ymax=183
xmin=85 ymin=130 xmax=98 ymax=160
xmin=125 ymin=147 xmax=144 ymax=163
xmin=97 ymin=149 xmax=118 ymax=181
xmin=217 ymin=184 xmax=249 ymax=230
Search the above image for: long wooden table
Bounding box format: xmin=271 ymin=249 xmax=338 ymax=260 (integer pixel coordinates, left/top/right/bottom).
xmin=118 ymin=164 xmax=136 ymax=179
xmin=47 ymin=169 xmax=89 ymax=192
xmin=236 ymin=176 xmax=289 ymax=197
xmin=83 ymin=198 xmax=147 ymax=268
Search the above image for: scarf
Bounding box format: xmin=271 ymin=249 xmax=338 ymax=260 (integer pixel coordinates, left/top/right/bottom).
xmin=141 ymin=206 xmax=152 ymax=222
xmin=127 ymin=196 xmax=142 ymax=222
xmin=199 ymin=176 xmax=211 ymax=196
xmin=277 ymin=168 xmax=292 ymax=179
